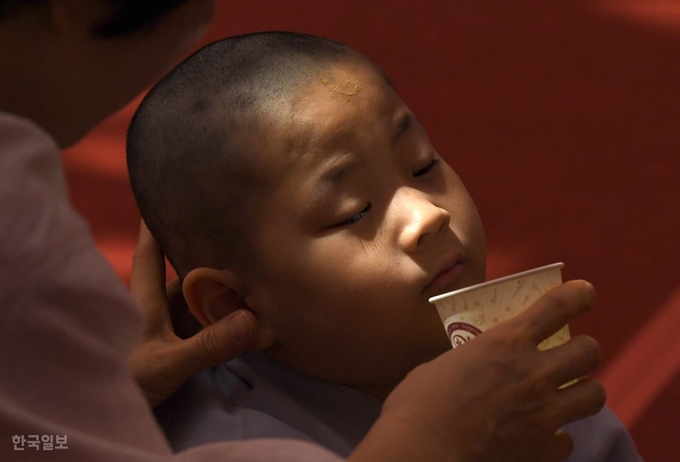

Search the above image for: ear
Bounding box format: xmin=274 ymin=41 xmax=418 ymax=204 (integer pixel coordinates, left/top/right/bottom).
xmin=182 ymin=267 xmax=275 ymax=350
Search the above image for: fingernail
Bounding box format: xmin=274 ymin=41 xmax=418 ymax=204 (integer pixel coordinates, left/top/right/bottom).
xmin=229 ymin=312 xmax=252 ymax=343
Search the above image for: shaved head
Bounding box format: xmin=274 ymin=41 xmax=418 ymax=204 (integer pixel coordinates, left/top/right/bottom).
xmin=127 ymin=32 xmax=370 ymax=277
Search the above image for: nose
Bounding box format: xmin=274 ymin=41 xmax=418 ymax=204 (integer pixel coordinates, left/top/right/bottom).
xmin=396 ymin=189 xmax=451 ymax=253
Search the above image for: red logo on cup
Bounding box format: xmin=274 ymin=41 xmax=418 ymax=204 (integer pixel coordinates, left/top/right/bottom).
xmin=447 ymin=322 xmax=483 ymax=349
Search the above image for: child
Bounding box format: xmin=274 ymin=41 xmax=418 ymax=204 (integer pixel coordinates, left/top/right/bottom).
xmin=127 ymin=32 xmax=640 ymax=461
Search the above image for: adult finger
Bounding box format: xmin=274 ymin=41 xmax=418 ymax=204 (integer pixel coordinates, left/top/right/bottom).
xmin=165 ymin=277 xmax=185 ymax=323
xmin=510 ymin=280 xmax=596 ymax=345
xmin=542 ymin=430 xmax=575 ymax=462
xmin=130 ymin=220 xmax=168 ymax=334
xmin=170 ymin=310 xmax=258 ymax=376
xmin=166 ymin=278 xmax=202 ymax=339
xmin=550 ymin=377 xmax=607 ymax=427
xmin=166 ymin=278 xmax=183 ymax=309
xmin=541 ymin=335 xmax=602 ymax=387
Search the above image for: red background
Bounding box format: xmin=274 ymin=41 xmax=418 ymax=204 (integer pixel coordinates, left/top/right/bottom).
xmin=63 ymin=1 xmax=680 ymax=460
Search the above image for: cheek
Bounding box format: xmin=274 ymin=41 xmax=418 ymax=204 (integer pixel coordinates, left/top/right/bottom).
xmin=259 ymin=236 xmax=403 ymax=322
xmin=281 ymin=239 xmax=395 ymax=301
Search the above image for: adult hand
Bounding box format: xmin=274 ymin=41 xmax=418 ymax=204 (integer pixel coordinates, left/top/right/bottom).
xmin=128 ymin=221 xmax=258 ymax=408
xmin=351 ymin=280 xmax=605 ymax=462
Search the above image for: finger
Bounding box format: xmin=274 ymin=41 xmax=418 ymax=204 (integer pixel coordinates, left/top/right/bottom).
xmin=550 ymin=377 xmax=607 ymax=427
xmin=510 ymin=280 xmax=596 ymax=345
xmin=544 ymin=429 xmax=574 ymax=462
xmin=165 ymin=278 xmax=186 ymax=322
xmin=166 ymin=278 xmax=183 ymax=307
xmin=540 ymin=335 xmax=602 ymax=387
xmin=130 ymin=220 xmax=168 ymax=332
xmin=166 ymin=278 xmax=202 ymax=339
xmin=130 ymin=220 xmax=166 ymax=300
xmin=170 ymin=310 xmax=258 ymax=377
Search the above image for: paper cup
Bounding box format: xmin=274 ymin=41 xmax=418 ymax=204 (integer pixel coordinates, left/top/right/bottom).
xmin=429 ymin=262 xmax=570 ymax=351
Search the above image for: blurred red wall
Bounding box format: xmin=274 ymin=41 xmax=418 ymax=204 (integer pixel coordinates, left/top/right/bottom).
xmin=63 ymin=1 xmax=680 ymax=460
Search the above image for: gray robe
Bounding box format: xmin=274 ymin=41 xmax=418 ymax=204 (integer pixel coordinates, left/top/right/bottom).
xmin=156 ymin=352 xmax=643 ymax=461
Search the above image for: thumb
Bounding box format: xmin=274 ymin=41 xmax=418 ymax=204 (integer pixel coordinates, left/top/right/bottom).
xmin=175 ymin=310 xmax=258 ymax=377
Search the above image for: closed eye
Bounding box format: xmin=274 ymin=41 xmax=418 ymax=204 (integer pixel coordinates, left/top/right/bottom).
xmin=338 ymin=203 xmax=372 ymax=226
xmin=413 ymin=158 xmax=441 ymax=177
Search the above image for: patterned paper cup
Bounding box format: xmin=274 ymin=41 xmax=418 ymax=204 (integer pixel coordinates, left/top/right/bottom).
xmin=429 ymin=262 xmax=570 ymax=351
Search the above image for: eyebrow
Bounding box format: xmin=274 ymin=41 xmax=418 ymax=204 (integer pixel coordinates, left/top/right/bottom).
xmin=319 ymin=157 xmax=359 ymax=186
xmin=393 ymin=112 xmax=424 ymax=144
xmin=317 ymin=113 xmax=422 ymax=187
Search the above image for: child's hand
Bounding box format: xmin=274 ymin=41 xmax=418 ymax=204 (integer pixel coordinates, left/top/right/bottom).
xmin=352 ymin=280 xmax=604 ymax=462
xmin=127 ymin=221 xmax=258 ymax=408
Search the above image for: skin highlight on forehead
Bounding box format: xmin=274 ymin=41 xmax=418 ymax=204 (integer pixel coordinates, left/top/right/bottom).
xmin=319 ymin=71 xmax=362 ymax=96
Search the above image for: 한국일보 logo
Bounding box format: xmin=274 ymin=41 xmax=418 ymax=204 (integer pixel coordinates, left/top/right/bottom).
xmin=447 ymin=322 xmax=483 ymax=349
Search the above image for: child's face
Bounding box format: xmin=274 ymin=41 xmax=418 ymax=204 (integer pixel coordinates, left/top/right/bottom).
xmin=246 ymin=61 xmax=486 ymax=397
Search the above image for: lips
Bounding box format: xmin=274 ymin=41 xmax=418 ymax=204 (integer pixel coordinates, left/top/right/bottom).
xmin=423 ymin=253 xmax=465 ymax=296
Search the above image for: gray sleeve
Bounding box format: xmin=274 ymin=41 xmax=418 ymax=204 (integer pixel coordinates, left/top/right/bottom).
xmin=0 ymin=113 xmax=344 ymax=462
